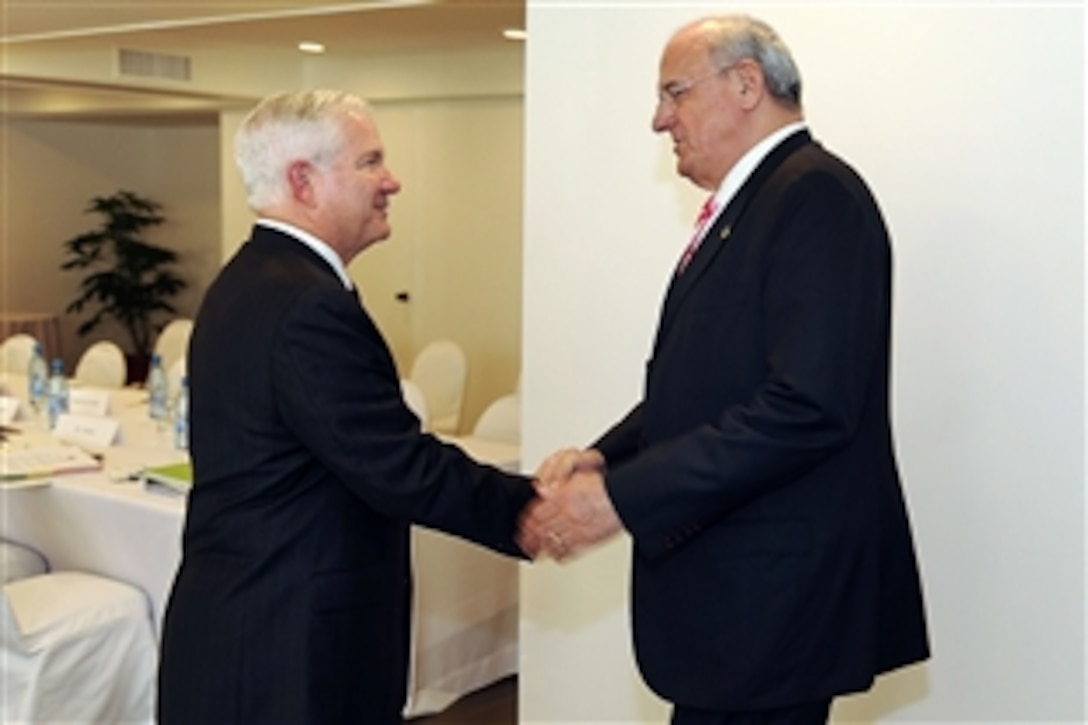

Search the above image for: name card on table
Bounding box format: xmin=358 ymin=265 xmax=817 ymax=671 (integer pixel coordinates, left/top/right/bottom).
xmin=0 ymin=395 xmax=20 ymax=425
xmin=53 ymin=414 xmax=121 ymax=450
xmin=68 ymin=388 xmax=112 ymax=418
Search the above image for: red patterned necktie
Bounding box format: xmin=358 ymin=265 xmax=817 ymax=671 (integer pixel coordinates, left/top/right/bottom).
xmin=677 ymin=196 xmax=718 ymax=273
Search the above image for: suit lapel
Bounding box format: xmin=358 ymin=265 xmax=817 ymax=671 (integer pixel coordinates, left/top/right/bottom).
xmin=654 ymin=130 xmax=812 ymax=353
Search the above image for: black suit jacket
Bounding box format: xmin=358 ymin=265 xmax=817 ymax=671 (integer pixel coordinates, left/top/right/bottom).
xmin=157 ymin=226 xmax=534 ymax=724
xmin=596 ymin=131 xmax=929 ymax=710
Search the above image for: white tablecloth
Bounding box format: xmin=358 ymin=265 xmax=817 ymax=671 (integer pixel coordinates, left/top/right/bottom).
xmin=0 ymin=376 xmax=521 ymax=717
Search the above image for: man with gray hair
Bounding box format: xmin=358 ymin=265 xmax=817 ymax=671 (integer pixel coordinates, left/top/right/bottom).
xmin=157 ymin=90 xmax=535 ymax=724
xmin=521 ymin=15 xmax=929 ymax=724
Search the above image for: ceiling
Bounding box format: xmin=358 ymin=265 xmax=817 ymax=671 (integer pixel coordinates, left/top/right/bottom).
xmin=0 ymin=0 xmax=525 ymax=120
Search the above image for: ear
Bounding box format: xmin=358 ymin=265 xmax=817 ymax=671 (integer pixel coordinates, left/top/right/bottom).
xmin=286 ymin=160 xmax=318 ymax=206
xmin=732 ymin=58 xmax=764 ymax=111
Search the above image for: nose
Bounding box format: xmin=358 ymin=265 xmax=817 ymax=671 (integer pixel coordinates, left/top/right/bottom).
xmin=384 ymin=170 xmax=402 ymax=194
xmin=652 ymin=100 xmax=673 ymax=134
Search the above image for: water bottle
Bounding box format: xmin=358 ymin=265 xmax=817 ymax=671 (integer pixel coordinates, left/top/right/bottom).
xmin=173 ymin=375 xmax=189 ymax=451
xmin=27 ymin=341 xmax=48 ymax=412
xmin=147 ymin=353 xmax=169 ymax=421
xmin=46 ymin=358 xmax=69 ymax=429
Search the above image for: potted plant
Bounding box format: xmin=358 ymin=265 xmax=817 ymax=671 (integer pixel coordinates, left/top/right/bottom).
xmin=61 ymin=189 xmax=187 ymax=382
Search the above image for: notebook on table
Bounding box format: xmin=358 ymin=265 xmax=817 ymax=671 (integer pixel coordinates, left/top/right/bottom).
xmin=0 ymin=444 xmax=102 ymax=488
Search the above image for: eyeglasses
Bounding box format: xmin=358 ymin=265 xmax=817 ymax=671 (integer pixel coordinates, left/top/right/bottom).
xmin=657 ymin=64 xmax=736 ymax=107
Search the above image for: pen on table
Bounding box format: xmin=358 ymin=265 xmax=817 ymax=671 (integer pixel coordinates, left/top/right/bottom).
xmin=107 ymin=468 xmax=144 ymax=483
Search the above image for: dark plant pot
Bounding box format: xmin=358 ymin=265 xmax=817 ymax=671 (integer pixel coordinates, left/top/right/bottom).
xmin=126 ymin=353 xmax=151 ymax=385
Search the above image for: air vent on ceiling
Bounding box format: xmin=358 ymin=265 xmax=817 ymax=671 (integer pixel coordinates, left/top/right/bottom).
xmin=117 ymin=48 xmax=192 ymax=82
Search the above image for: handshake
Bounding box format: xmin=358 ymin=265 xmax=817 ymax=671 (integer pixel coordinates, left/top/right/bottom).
xmin=516 ymin=447 xmax=625 ymax=562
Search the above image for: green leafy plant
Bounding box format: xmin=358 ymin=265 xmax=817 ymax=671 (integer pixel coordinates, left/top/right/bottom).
xmin=62 ymin=190 xmax=187 ymax=360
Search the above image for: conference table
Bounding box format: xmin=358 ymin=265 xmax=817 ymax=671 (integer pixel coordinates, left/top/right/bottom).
xmin=0 ymin=375 xmax=521 ymax=717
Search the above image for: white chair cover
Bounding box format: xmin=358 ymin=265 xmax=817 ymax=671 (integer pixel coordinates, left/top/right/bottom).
xmin=73 ymin=340 xmax=128 ymax=389
xmin=0 ymin=334 xmax=39 ymax=376
xmin=400 ymin=378 xmax=429 ymax=431
xmin=153 ymin=318 xmax=193 ymax=375
xmin=408 ymin=340 xmax=467 ymax=435
xmin=1 ymin=572 xmax=156 ymax=724
xmin=167 ymin=355 xmax=187 ymax=401
xmin=472 ymin=394 xmax=521 ymax=445
xmin=0 ymin=541 xmax=49 ymax=585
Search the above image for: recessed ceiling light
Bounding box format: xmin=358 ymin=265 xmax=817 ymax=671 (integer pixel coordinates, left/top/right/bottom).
xmin=502 ymin=29 xmax=526 ymax=41
xmin=298 ymin=41 xmax=326 ymax=54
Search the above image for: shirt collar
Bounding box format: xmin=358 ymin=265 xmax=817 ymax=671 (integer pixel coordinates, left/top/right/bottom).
xmin=710 ymin=121 xmax=808 ymax=215
xmin=256 ymin=218 xmax=354 ymax=291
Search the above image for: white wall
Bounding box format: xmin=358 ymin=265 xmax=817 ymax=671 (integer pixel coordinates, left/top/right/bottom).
xmin=521 ymin=3 xmax=1085 ymax=723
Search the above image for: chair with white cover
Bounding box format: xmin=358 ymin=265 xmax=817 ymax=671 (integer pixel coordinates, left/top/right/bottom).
xmin=1 ymin=571 xmax=156 ymax=723
xmin=153 ymin=318 xmax=193 ymax=376
xmin=407 ymin=340 xmax=467 ymax=435
xmin=73 ymin=340 xmax=128 ymax=389
xmin=167 ymin=355 xmax=187 ymax=401
xmin=0 ymin=540 xmax=49 ymax=585
xmin=400 ymin=378 xmax=429 ymax=431
xmin=472 ymin=394 xmax=521 ymax=445
xmin=0 ymin=334 xmax=39 ymax=376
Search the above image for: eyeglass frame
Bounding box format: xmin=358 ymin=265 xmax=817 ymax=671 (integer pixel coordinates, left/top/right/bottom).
xmin=657 ymin=63 xmax=739 ymax=107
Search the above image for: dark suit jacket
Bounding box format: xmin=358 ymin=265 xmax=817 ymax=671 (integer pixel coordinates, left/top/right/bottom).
xmin=595 ymin=130 xmax=929 ymax=711
xmin=157 ymin=226 xmax=534 ymax=724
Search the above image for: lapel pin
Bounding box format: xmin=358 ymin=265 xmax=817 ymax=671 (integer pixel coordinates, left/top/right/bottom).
xmin=720 ymin=225 xmax=732 ymax=240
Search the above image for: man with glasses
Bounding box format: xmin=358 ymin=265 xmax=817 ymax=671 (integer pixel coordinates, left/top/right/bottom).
xmin=521 ymin=14 xmax=929 ymax=724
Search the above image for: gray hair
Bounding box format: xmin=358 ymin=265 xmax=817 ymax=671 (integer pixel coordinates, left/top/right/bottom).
xmin=700 ymin=16 xmax=802 ymax=108
xmin=234 ymin=90 xmax=372 ymax=210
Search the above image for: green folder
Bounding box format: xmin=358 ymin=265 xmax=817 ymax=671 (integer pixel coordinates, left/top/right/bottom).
xmin=142 ymin=461 xmax=193 ymax=494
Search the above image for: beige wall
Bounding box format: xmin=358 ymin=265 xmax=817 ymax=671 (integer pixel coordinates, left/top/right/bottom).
xmin=1 ymin=119 xmax=221 ymax=368
xmin=2 ymin=44 xmax=524 ymax=430
xmin=357 ymin=97 xmax=524 ymax=431
xmin=306 ymin=45 xmax=526 ymax=429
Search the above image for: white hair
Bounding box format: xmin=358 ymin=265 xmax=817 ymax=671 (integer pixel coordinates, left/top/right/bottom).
xmin=700 ymin=15 xmax=803 ymax=108
xmin=233 ymin=90 xmax=372 ymax=210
